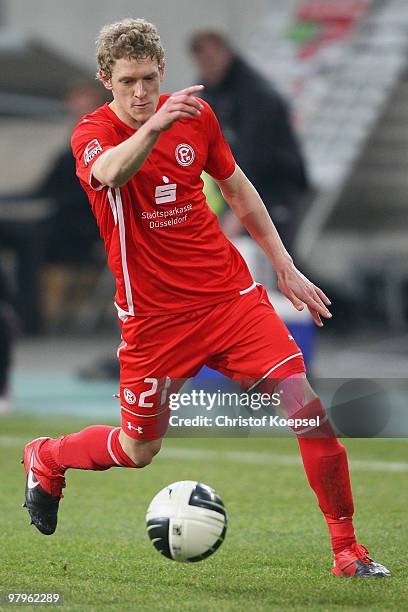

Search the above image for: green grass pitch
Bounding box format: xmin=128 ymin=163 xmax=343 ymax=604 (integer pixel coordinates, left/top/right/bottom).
xmin=0 ymin=415 xmax=407 ymax=611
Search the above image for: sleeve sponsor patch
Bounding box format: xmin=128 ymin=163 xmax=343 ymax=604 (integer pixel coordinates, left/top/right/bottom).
xmin=84 ymin=139 xmax=103 ymax=166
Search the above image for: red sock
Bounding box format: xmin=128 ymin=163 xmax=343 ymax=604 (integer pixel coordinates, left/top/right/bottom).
xmin=277 ymin=387 xmax=357 ymax=554
xmin=297 ymin=436 xmax=356 ymax=554
xmin=40 ymin=425 xmax=139 ymax=472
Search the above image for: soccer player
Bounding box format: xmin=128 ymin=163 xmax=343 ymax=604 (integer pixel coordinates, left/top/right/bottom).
xmin=23 ymin=19 xmax=389 ymax=578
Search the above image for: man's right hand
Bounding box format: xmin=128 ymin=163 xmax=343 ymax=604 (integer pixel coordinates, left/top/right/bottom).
xmin=148 ymin=85 xmax=205 ymax=133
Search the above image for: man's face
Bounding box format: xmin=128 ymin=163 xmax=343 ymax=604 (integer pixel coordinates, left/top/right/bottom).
xmin=192 ymin=41 xmax=232 ymax=88
xmin=102 ymin=56 xmax=164 ymax=128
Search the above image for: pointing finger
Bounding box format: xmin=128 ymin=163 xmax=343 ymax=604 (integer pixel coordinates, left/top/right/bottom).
xmin=174 ymin=84 xmax=205 ymax=96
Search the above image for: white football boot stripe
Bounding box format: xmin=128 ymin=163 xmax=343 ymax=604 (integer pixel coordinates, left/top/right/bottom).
xmin=27 ymin=448 xmax=41 ymax=490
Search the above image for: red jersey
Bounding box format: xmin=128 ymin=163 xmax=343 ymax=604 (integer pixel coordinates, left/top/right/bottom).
xmin=71 ymin=96 xmax=254 ymax=318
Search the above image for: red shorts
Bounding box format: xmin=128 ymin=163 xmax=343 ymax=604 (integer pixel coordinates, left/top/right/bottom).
xmin=118 ymin=284 xmax=305 ymax=440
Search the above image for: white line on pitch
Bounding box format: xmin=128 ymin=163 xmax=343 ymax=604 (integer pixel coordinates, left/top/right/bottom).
xmin=161 ymin=447 xmax=408 ymax=473
xmin=1 ymin=436 xmax=408 ymax=473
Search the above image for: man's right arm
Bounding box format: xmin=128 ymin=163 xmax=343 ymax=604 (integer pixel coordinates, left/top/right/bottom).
xmin=92 ymin=85 xmax=204 ymax=188
xmin=92 ymin=123 xmax=160 ymax=188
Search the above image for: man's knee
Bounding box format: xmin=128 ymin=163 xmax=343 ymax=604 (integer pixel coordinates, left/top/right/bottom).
xmin=119 ymin=430 xmax=162 ymax=467
xmin=264 ymin=372 xmax=336 ymax=438
xmin=275 ymin=373 xmax=318 ymax=416
xmin=272 ymin=374 xmax=335 ymax=437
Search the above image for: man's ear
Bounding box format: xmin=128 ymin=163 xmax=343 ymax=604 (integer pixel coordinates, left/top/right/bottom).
xmin=99 ymin=70 xmax=113 ymax=91
xmin=159 ymin=61 xmax=165 ymax=83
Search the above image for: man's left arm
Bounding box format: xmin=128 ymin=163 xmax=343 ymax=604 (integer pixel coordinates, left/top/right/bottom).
xmin=216 ymin=165 xmax=331 ymax=327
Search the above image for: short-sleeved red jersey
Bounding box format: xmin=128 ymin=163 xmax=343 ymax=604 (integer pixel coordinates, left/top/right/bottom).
xmin=71 ymin=95 xmax=254 ymax=318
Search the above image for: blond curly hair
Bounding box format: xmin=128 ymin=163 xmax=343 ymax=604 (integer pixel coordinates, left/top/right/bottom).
xmin=96 ymin=18 xmax=165 ymax=79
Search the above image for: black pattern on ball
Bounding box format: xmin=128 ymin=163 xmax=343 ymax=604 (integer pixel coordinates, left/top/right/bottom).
xmin=189 ymin=482 xmax=227 ymax=517
xmin=146 ymin=517 xmax=172 ymax=559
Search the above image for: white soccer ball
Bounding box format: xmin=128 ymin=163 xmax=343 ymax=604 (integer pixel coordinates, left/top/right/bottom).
xmin=146 ymin=480 xmax=227 ymax=562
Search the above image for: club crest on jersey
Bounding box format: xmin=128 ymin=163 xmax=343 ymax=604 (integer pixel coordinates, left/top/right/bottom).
xmin=84 ymin=139 xmax=102 ymax=165
xmin=155 ymin=175 xmax=177 ymax=204
xmin=175 ymin=143 xmax=195 ymax=167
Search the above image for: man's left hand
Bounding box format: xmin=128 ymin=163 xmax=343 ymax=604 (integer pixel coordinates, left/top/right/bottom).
xmin=276 ymin=262 xmax=332 ymax=327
